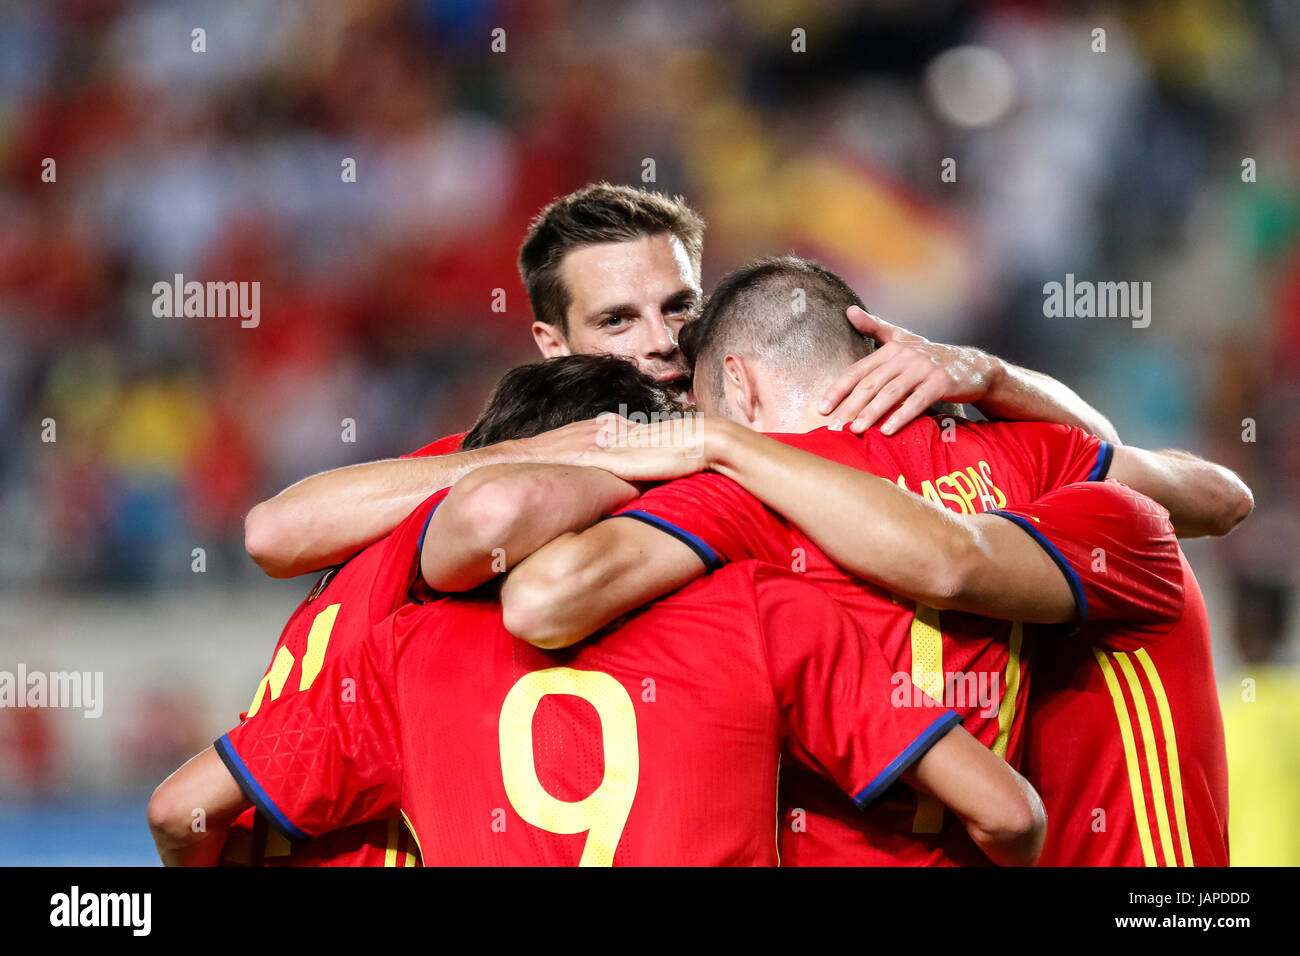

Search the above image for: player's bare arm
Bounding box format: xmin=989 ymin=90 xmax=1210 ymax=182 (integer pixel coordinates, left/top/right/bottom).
xmin=501 ymin=516 xmax=704 ymax=649
xmin=244 ymin=418 xmax=614 ymax=579
xmin=902 ymin=726 xmax=1046 ymax=867
xmin=147 ymin=747 xmax=250 ymax=867
xmin=1107 ymin=444 xmax=1253 ymax=537
xmin=578 ymin=417 xmax=1079 ymax=623
xmin=822 ymin=307 xmax=1122 ymax=442
xmin=421 ymin=462 xmax=638 ymax=592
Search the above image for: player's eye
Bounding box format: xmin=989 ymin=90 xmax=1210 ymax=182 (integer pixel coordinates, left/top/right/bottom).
xmin=600 ymin=314 xmax=630 ymax=330
xmin=664 ymin=296 xmax=698 ymax=318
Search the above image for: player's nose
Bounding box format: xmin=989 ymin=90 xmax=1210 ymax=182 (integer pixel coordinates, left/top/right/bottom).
xmin=643 ymin=314 xmax=678 ymax=358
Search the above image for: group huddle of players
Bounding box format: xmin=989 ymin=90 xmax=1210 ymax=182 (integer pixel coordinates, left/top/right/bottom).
xmin=147 ymin=183 xmax=1252 ymax=867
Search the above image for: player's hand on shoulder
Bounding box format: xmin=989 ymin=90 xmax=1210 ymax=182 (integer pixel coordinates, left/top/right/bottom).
xmin=821 ymin=306 xmax=997 ymax=437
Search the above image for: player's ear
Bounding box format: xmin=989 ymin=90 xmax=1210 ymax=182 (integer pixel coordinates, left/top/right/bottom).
xmin=722 ymin=353 xmax=760 ymax=426
xmin=532 ymin=321 xmax=571 ymax=358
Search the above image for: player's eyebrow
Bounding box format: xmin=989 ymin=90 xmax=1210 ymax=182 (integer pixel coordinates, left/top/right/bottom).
xmin=583 ymin=285 xmax=699 ymax=326
xmin=583 ymin=302 xmax=638 ymax=325
xmin=662 ymin=287 xmax=699 ymax=311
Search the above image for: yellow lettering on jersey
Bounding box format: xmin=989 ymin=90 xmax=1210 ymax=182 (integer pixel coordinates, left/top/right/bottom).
xmin=903 ymin=463 xmax=1009 ymax=516
xmin=976 ymin=461 xmax=1008 ymax=509
xmin=964 ymin=466 xmax=1001 ymax=512
xmin=246 ymin=645 xmax=295 ymax=719
xmin=917 ymin=479 xmax=944 ymax=508
xmin=299 ymin=603 xmax=339 ymax=691
xmin=945 ymin=469 xmax=981 ymax=514
xmin=245 ymin=604 xmax=339 ymax=718
xmin=498 ymin=668 xmax=639 ymax=866
xmin=932 ymin=475 xmax=972 ymax=514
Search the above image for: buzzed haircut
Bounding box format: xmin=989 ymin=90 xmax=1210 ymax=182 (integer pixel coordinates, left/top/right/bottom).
xmin=461 ymin=354 xmax=682 ymax=450
xmin=679 ymin=256 xmax=877 ymax=406
xmin=518 ymin=182 xmax=705 ymax=335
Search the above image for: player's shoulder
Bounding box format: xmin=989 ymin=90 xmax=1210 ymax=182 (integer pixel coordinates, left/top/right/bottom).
xmin=1039 ymin=478 xmax=1172 ymax=523
xmin=766 ymin=426 xmax=891 ymax=471
xmin=744 ymin=561 xmax=845 ymax=611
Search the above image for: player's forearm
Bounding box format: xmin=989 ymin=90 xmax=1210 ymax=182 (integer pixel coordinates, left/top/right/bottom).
xmin=502 ymin=520 xmax=702 ymax=650
xmin=148 ymin=748 xmax=250 ymax=867
xmin=501 ymin=534 xmax=634 ymax=648
xmin=245 ymin=443 xmax=534 ymax=578
xmin=153 ymin=821 xmax=231 ymax=867
xmin=707 ymin=423 xmax=985 ymax=609
xmin=957 ymin=772 xmax=1046 ymax=867
xmin=977 ymin=358 xmax=1121 ymax=444
xmin=903 ymin=729 xmax=1046 ymax=867
xmin=1107 ymin=446 xmax=1254 ymax=538
xmin=423 ymin=464 xmax=639 ymax=592
xmin=708 ymin=424 xmax=1074 ymax=622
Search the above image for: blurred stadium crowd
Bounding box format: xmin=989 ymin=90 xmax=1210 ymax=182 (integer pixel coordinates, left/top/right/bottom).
xmin=0 ymin=0 xmax=1298 ymax=863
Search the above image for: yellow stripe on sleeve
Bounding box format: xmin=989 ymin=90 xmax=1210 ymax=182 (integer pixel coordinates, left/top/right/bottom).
xmin=1093 ymin=648 xmax=1157 ymax=866
xmin=1135 ymin=648 xmax=1193 ymax=866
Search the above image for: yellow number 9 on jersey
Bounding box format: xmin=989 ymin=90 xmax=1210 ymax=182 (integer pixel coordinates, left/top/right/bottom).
xmin=498 ymin=667 xmax=640 ymax=867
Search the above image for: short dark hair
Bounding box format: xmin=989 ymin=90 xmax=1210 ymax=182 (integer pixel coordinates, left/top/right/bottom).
xmin=461 ymin=354 xmax=682 ymax=450
xmin=517 ymin=182 xmax=705 ymax=335
xmin=680 ymin=256 xmax=876 ymax=406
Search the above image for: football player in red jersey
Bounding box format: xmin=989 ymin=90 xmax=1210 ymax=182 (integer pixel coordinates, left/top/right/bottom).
xmin=150 ymin=364 xmax=1052 ymax=866
xmin=197 ymin=355 xmax=682 ymax=866
xmin=555 ymin=421 xmax=1230 ymax=866
xmin=158 ymin=558 xmax=1050 ymax=867
xmin=434 ymin=256 xmax=1248 ymax=864
xmin=243 ymin=187 xmax=1130 ymax=582
xmin=1008 ymin=491 xmax=1229 ymax=866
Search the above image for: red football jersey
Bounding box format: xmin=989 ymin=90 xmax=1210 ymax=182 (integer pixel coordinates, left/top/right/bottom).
xmin=611 ymin=416 xmax=1111 ymax=864
xmin=219 ymin=487 xmax=451 ymax=867
xmin=221 ymin=427 xmax=465 ymax=865
xmin=215 ymin=560 xmax=963 ymax=866
xmin=1009 ymin=483 xmax=1228 ymax=866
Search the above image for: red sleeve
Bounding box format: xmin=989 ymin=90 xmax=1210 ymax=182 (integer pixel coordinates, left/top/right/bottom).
xmin=400 ymin=432 xmax=466 ymax=459
xmin=979 ymin=421 xmax=1113 ymax=496
xmin=609 ymin=472 xmax=790 ymax=568
xmin=370 ymin=487 xmax=453 ymax=616
xmin=215 ymin=625 xmax=402 ymax=845
xmin=752 ymin=565 xmax=962 ymax=808
xmin=990 ymin=480 xmax=1184 ymax=646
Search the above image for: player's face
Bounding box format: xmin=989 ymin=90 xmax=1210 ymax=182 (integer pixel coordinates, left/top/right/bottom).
xmin=533 ymin=234 xmax=700 ymax=402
